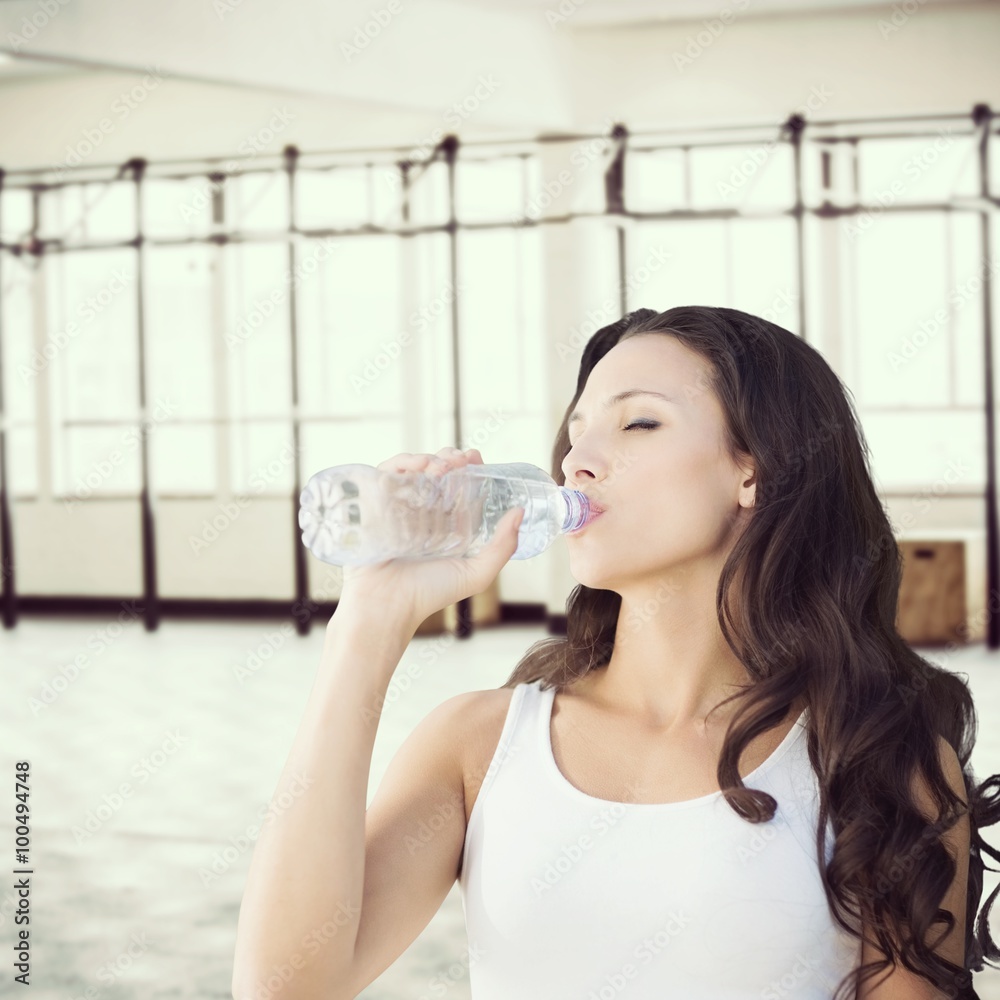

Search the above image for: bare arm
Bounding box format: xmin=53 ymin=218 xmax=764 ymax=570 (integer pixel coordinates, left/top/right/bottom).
xmin=232 ymin=446 xmax=522 ymax=1000
xmin=232 ymin=596 xmax=465 ymax=1000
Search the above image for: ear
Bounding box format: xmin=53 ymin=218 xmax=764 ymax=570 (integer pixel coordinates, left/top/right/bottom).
xmin=739 ymin=462 xmax=756 ymax=509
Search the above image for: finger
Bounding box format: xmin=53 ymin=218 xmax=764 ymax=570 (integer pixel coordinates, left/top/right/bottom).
xmin=399 ymin=455 xmax=437 ymax=474
xmin=472 ymin=506 xmax=521 ymax=554
xmin=494 ymin=506 xmax=525 ymax=545
xmin=465 ymin=507 xmax=523 ymax=590
xmin=425 ymin=456 xmax=451 ymax=476
xmin=435 ymin=447 xmax=471 ymax=475
xmin=377 ymin=452 xmax=430 ymax=474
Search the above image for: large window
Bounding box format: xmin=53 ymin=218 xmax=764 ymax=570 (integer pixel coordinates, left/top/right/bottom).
xmin=46 ymin=248 xmax=139 ymax=498
xmin=0 ymin=114 xmax=995 ymax=602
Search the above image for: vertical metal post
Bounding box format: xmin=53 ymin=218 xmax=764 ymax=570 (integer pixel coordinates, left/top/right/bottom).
xmin=785 ymin=113 xmax=808 ymax=343
xmin=605 ymin=124 xmax=629 ymax=317
xmin=443 ymin=135 xmax=472 ymax=638
xmin=973 ymin=104 xmax=998 ymax=649
xmin=617 ymin=226 xmax=628 ymax=317
xmin=209 ymin=173 xmax=230 ymax=521
xmin=284 ymin=146 xmax=310 ymax=635
xmin=129 ymin=158 xmax=159 ymax=630
xmin=0 ymin=168 xmax=16 ymax=628
xmin=440 ymin=135 xmax=473 ymax=639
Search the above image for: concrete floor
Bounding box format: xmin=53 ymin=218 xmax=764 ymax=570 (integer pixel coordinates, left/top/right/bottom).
xmin=1 ymin=616 xmax=998 ymax=999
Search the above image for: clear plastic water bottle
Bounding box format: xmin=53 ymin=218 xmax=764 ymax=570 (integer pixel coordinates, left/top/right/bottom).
xmin=298 ymin=461 xmax=594 ymax=566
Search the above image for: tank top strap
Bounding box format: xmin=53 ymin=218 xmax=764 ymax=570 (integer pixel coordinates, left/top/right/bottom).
xmin=470 ymin=678 xmax=545 ymax=810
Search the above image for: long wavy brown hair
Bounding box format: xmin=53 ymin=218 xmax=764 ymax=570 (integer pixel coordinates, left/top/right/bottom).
xmin=502 ymin=305 xmax=1000 ymax=1000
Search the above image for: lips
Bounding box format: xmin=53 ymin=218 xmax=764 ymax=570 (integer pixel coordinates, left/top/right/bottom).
xmin=567 ymin=497 xmax=607 ymax=533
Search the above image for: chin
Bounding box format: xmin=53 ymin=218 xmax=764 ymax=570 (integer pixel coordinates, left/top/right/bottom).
xmin=567 ymin=554 xmax=621 ymax=592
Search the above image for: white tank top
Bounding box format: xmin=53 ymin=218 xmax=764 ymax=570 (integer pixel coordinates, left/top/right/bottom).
xmin=459 ymin=678 xmax=862 ymax=999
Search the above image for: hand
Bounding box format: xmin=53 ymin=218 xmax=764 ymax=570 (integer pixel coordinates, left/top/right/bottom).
xmin=333 ymin=447 xmax=524 ymax=632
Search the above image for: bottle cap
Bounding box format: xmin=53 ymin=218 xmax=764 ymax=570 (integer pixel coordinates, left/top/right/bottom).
xmin=559 ymin=488 xmax=591 ymax=532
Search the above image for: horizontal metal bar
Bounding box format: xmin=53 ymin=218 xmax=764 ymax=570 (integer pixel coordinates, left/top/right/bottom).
xmin=2 ymin=197 xmax=997 ymax=256
xmin=10 ymin=594 xmax=549 ymax=625
xmin=1 ymin=110 xmax=993 ymax=185
xmin=628 ymin=129 xmax=979 ymax=154
xmin=9 ymin=488 xmax=988 ymax=503
xmin=32 ymin=414 xmax=402 ymax=428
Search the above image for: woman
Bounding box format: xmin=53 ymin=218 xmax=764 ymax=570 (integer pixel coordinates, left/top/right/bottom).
xmin=232 ymin=306 xmax=999 ymax=1000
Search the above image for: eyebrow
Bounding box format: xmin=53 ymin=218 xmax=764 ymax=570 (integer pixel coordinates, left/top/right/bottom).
xmin=568 ymin=389 xmax=676 ymax=425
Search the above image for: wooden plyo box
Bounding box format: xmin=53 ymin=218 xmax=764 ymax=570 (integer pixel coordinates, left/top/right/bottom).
xmin=895 ymin=539 xmax=966 ymax=646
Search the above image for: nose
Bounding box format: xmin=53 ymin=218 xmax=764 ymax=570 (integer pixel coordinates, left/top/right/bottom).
xmin=561 ymin=440 xmax=608 ymax=488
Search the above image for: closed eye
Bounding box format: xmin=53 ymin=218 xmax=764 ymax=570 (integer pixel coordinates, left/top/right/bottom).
xmin=568 ymin=419 xmax=660 ymax=447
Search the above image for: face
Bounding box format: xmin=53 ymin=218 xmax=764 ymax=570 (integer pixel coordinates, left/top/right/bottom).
xmin=560 ymin=333 xmax=755 ymax=592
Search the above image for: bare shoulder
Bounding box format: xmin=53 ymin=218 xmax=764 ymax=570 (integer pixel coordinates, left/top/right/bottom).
xmin=451 ymin=686 xmax=518 ymax=825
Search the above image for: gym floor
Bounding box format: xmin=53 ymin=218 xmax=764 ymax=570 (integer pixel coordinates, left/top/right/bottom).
xmin=3 ymin=617 xmax=998 ymax=999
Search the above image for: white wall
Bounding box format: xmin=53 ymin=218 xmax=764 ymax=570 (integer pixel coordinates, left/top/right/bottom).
xmin=0 ymin=1 xmax=997 ymax=622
